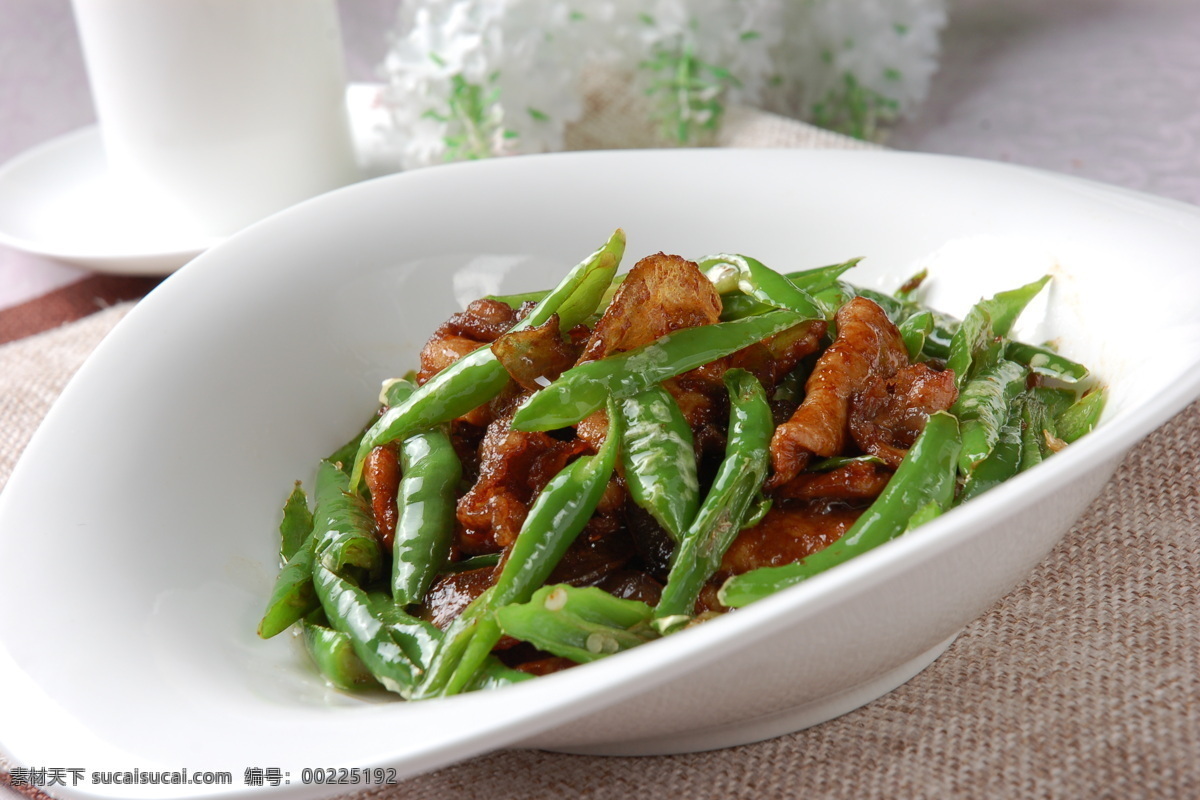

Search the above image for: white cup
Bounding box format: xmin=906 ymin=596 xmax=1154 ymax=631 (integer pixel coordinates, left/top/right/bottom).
xmin=71 ymin=0 xmax=362 ymax=238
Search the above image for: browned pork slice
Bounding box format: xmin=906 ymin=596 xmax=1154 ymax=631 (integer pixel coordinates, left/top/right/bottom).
xmin=718 ymin=504 xmax=864 ymax=577
xmin=418 ymin=298 xmax=518 ymax=382
xmin=422 ymin=566 xmax=495 ymax=630
xmin=579 ymin=252 xmax=722 ymax=362
xmin=456 ymin=410 xmax=588 ymax=551
xmin=849 ymin=362 xmax=959 ymax=468
xmin=363 ymin=443 xmax=400 ymax=549
xmin=770 ymin=297 xmax=909 ymax=485
xmin=491 ymin=315 xmax=582 ymax=392
xmin=776 ymin=459 xmax=894 ymax=502
xmin=718 ymin=462 xmax=899 ymax=589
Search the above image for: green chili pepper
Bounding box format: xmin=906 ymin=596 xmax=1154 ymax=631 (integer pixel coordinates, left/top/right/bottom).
xmin=511 ymin=309 xmax=809 ymax=432
xmin=946 ymin=305 xmax=995 ymax=388
xmin=785 ymin=259 xmax=863 ymax=293
xmin=699 ymin=254 xmax=839 ymax=319
xmin=1031 ymin=386 xmax=1078 ymax=420
xmin=258 ymin=541 xmax=319 ymax=639
xmin=412 ymin=594 xmax=499 ymax=700
xmin=494 ymin=402 xmax=622 ymax=606
xmin=1056 ymin=387 xmax=1106 ymax=443
xmin=895 ymin=268 xmax=928 ymax=302
xmin=545 ymin=230 xmax=627 ymax=332
xmin=379 ymin=376 xmax=417 ymax=408
xmin=719 ymin=411 xmax=961 ymax=608
xmin=618 ymin=385 xmax=699 ymax=542
xmin=349 ymin=229 xmax=625 ymax=490
xmin=904 ymin=500 xmax=944 ymax=532
xmin=809 ymin=454 xmax=888 ymax=472
xmin=392 ymin=417 xmax=463 ymax=607
xmin=259 ymin=460 xmax=379 ymax=638
xmin=1005 ymin=341 xmax=1088 ymax=383
xmin=277 ymin=489 xmax=379 ymax=692
xmin=349 ymin=350 xmax=502 ymax=491
xmin=301 ymin=611 xmax=380 ymax=692
xmin=920 ymin=312 xmax=958 ymax=360
xmin=1017 ymin=394 xmax=1051 ymax=471
xmin=312 ymin=567 xmax=439 ymax=695
xmin=468 ymin=657 xmax=536 ymax=691
xmin=299 ymin=445 xmax=441 ymax=696
xmin=414 ymin=402 xmax=623 ymax=698
xmin=898 ymin=310 xmax=934 ymax=361
xmin=953 ymin=359 xmax=1028 ymax=475
xmin=312 ymin=577 xmax=527 ymax=699
xmin=500 ymin=257 xmax=854 ymax=323
xmin=945 ymin=276 xmax=1050 ymax=387
xmin=279 ymin=482 xmax=312 ymax=564
xmin=440 ymin=553 xmax=502 ymax=574
xmin=709 ymin=258 xmax=860 ymax=321
xmin=958 ymin=411 xmax=1022 ymax=503
xmin=330 ymin=378 xmax=422 ymax=476
xmin=655 ymin=369 xmax=772 ymax=629
xmin=311 ymin=474 xmax=383 ymax=579
xmin=497 ymin=585 xmax=658 ymax=663
xmin=717 ymin=292 xmax=774 ymax=321
xmin=274 ymin=487 xmax=378 ymax=691
xmin=772 ymin=361 xmax=809 ymax=406
xmin=982 ymin=276 xmax=1050 ymax=339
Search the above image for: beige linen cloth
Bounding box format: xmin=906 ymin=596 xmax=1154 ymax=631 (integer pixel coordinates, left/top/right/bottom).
xmin=2 ymin=110 xmax=1198 ymax=799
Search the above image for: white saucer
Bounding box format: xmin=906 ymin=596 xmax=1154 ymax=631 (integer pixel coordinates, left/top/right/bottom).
xmin=0 ymin=126 xmax=221 ymax=275
xmin=0 ymin=84 xmax=396 ymax=276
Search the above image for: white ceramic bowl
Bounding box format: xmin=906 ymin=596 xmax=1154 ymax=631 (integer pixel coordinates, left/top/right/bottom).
xmin=2 ymin=150 xmax=1199 ymax=800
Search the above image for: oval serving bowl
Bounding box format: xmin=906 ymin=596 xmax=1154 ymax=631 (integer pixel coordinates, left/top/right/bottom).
xmin=2 ymin=149 xmax=1199 ymax=800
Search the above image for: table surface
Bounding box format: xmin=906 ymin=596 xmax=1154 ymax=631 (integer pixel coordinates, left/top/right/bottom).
xmin=2 ymin=0 xmax=1199 ymax=319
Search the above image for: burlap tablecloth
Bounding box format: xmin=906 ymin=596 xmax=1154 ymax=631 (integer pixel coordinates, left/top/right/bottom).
xmin=2 ymin=111 xmax=1198 ymax=799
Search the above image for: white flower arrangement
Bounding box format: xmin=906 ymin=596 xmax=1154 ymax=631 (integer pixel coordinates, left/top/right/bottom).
xmin=378 ymin=0 xmax=947 ymax=169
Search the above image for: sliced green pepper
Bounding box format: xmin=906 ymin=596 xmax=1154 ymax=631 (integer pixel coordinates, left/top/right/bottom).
xmin=958 ymin=410 xmax=1022 ymax=503
xmin=497 ymin=585 xmax=658 ymax=663
xmin=618 ymin=385 xmax=699 ymax=542
xmin=279 ymin=482 xmax=313 ymax=562
xmin=898 ymin=309 xmax=934 ymax=361
xmin=1005 ymin=341 xmax=1088 ymax=383
xmin=301 ymin=611 xmax=380 ymax=692
xmin=1056 ymin=387 xmax=1106 ymax=443
xmin=259 ymin=460 xmax=379 ymax=638
xmin=953 ymin=359 xmax=1028 ymax=475
xmin=392 ymin=416 xmax=463 ymax=606
xmin=699 ymin=254 xmax=833 ymax=319
xmin=655 ymin=369 xmax=772 ymax=629
xmin=511 ymin=309 xmax=810 ymax=432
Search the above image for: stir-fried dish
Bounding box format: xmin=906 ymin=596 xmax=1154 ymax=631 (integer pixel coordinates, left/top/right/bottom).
xmin=258 ymin=229 xmax=1104 ymax=697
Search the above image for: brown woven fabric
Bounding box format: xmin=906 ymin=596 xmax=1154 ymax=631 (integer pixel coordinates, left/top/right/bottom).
xmin=0 ymin=303 xmax=134 ymax=486
xmin=1 ymin=114 xmax=1197 ymax=798
xmin=0 ymin=771 xmax=59 ymax=800
xmin=0 ymin=276 xmax=161 ymax=346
